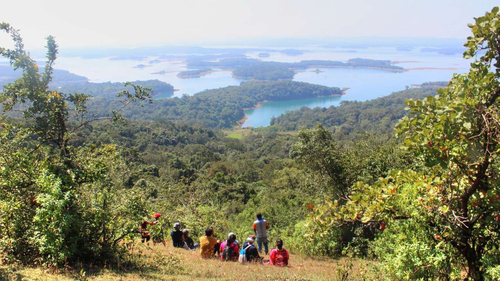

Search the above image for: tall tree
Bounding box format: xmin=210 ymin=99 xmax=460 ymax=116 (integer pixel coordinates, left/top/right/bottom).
xmin=0 ymin=23 xmax=152 ymax=265
xmin=308 ymin=7 xmax=500 ymax=280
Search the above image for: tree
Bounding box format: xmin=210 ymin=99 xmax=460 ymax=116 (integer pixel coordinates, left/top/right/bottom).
xmin=308 ymin=7 xmax=500 ymax=280
xmin=290 ymin=125 xmax=350 ymax=199
xmin=0 ymin=23 xmax=152 ymax=266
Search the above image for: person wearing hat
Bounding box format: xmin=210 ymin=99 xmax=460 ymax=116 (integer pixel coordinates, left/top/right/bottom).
xmin=242 ymin=236 xmax=261 ymax=262
xmin=170 ymin=222 xmax=184 ymax=248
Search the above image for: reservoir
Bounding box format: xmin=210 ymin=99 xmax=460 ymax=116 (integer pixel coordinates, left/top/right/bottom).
xmin=36 ymin=47 xmax=469 ymax=127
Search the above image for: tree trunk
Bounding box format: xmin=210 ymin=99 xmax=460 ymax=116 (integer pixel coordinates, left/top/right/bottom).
xmin=465 ymin=253 xmax=484 ymax=281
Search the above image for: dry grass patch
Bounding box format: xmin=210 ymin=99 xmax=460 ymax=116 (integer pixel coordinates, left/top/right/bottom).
xmin=0 ymin=241 xmax=379 ymax=280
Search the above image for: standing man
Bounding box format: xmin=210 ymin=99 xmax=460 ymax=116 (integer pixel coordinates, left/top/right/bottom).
xmin=253 ymin=213 xmax=269 ymax=255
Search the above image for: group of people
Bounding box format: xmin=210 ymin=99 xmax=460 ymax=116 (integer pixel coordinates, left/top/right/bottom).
xmin=140 ymin=212 xmax=289 ymax=266
xmin=140 ymin=214 xmax=198 ymax=250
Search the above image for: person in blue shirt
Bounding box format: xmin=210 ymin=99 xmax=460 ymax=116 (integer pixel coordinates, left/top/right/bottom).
xmin=241 ymin=236 xmax=261 ymax=262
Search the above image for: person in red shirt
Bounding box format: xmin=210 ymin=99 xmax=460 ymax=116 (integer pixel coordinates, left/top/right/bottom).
xmin=269 ymin=238 xmax=289 ymax=266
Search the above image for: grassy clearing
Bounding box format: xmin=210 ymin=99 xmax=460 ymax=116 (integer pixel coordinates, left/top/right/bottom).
xmin=0 ymin=241 xmax=379 ymax=280
xmin=222 ymin=128 xmax=256 ymax=139
xmin=223 ymin=128 xmax=298 ymax=139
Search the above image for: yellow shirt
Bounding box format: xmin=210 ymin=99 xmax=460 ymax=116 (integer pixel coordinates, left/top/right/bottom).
xmin=199 ymin=235 xmax=218 ymax=258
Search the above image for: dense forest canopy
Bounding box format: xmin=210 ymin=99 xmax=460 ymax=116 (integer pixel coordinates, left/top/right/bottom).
xmin=57 ymin=79 xmax=174 ymax=98
xmin=86 ymin=80 xmax=342 ymax=129
xmin=271 ymin=82 xmax=447 ymax=136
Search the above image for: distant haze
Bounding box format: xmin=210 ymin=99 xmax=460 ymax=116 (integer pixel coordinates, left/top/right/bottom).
xmin=0 ymin=0 xmax=498 ymax=50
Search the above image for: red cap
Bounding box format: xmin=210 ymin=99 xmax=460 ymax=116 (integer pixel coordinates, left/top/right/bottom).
xmin=154 ymin=213 xmax=161 ymax=218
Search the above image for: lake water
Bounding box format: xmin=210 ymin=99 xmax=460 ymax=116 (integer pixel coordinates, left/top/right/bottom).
xmin=37 ymin=47 xmax=469 ymax=127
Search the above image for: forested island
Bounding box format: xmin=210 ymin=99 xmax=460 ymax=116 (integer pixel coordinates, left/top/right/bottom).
xmin=232 ymin=63 xmax=295 ymax=80
xmin=187 ymin=57 xmax=404 ymax=80
xmin=177 ymin=68 xmax=213 ymax=78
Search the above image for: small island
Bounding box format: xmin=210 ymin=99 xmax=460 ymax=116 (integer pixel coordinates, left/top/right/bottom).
xmin=177 ymin=68 xmax=213 ymax=78
xmin=133 ymin=64 xmax=152 ymax=69
xmin=258 ymin=52 xmax=271 ymax=58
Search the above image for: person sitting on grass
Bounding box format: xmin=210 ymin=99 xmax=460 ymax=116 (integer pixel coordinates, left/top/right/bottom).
xmin=242 ymin=236 xmax=261 ymax=262
xmin=269 ymin=238 xmax=289 ymax=266
xmin=220 ymin=233 xmax=239 ymax=261
xmin=171 ymin=222 xmax=184 ymax=248
xmin=200 ymin=226 xmax=220 ymax=258
xmin=183 ymin=229 xmax=199 ymax=250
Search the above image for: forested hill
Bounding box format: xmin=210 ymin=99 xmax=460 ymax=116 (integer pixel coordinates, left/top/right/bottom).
xmin=270 ymin=82 xmax=447 ymax=136
xmin=0 ymin=65 xmax=88 ymax=87
xmin=86 ymin=81 xmax=342 ymax=129
xmin=0 ymin=65 xmax=174 ymax=98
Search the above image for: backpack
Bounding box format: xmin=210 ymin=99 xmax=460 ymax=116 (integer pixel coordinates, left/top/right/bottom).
xmin=238 ymin=245 xmax=252 ymax=263
xmin=222 ymin=243 xmax=236 ymax=261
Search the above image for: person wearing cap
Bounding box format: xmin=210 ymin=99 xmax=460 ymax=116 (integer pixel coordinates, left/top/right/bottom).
xmin=253 ymin=213 xmax=269 ymax=254
xmin=269 ymin=238 xmax=289 ymax=266
xmin=242 ymin=236 xmax=261 ymax=262
xmin=200 ymin=226 xmax=219 ymax=258
xmin=170 ymin=222 xmax=184 ymax=248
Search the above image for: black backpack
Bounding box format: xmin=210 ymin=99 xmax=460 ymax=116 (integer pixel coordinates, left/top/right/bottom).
xmin=222 ymin=243 xmax=235 ymax=261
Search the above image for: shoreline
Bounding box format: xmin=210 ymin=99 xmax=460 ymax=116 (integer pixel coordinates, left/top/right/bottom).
xmin=406 ymin=67 xmax=460 ymax=71
xmin=243 ymin=101 xmax=267 ymax=110
xmin=151 ymin=70 xmax=177 ymax=75
xmin=293 ymin=65 xmax=406 ymax=73
xmin=239 ymin=91 xmax=345 ymax=127
xmin=237 ymin=116 xmax=249 ymax=128
xmin=230 ymin=66 xmax=405 ymax=80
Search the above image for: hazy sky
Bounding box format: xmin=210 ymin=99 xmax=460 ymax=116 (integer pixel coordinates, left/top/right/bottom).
xmin=0 ymin=0 xmax=498 ymax=49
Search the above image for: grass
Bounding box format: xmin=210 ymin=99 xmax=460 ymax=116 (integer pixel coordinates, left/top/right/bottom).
xmin=222 ymin=128 xmax=256 ymax=139
xmin=223 ymin=128 xmax=298 ymax=140
xmin=0 ymin=241 xmax=379 ymax=281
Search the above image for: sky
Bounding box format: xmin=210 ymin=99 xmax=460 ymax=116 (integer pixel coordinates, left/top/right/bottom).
xmin=0 ymin=0 xmax=498 ymax=49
